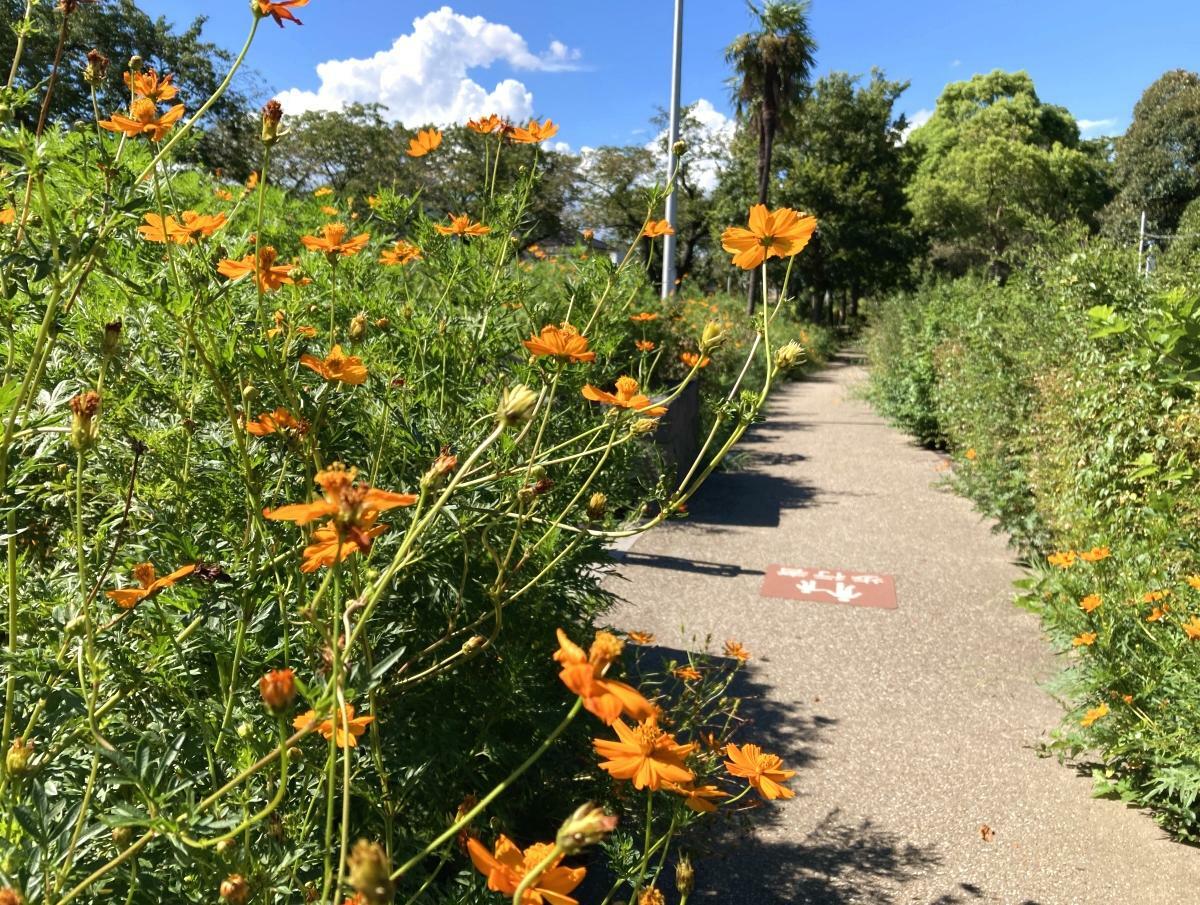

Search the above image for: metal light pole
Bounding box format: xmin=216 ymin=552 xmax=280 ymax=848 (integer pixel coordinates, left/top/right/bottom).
xmin=661 ymin=0 xmax=684 ymax=299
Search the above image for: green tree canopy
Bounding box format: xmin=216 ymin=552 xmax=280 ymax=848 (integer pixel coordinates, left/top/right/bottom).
xmin=907 ymin=69 xmax=1111 ymax=274
xmin=1103 ymin=69 xmax=1200 ymax=241
xmin=0 ymin=0 xmax=259 ymax=171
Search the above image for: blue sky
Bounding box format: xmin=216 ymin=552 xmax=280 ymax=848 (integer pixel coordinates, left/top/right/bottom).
xmin=137 ymin=1 xmax=1200 ymax=148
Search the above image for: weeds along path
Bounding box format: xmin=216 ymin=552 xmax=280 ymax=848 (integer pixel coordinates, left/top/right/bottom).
xmin=606 ymin=353 xmax=1200 ymax=905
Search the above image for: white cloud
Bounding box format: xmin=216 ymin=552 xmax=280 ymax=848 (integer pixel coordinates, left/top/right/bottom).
xmin=646 ymin=98 xmax=735 ymax=194
xmin=950 ymin=59 xmax=962 ymax=68
xmin=273 ymin=6 xmax=580 ymax=126
xmin=901 ymin=107 xmax=934 ymax=142
xmin=1077 ymin=117 xmax=1118 ymax=137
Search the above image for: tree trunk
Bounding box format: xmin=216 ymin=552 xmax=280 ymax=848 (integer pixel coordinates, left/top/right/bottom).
xmin=748 ymin=108 xmax=779 ymax=316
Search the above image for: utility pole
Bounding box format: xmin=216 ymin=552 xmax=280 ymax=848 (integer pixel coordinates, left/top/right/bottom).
xmin=1137 ymin=211 xmax=1147 ymax=277
xmin=661 ymin=0 xmax=684 ymax=299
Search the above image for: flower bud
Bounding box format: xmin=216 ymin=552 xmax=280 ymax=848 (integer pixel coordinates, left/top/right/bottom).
xmin=68 ymin=390 xmax=101 ymax=452
xmin=497 ymin=384 xmax=539 ymax=428
xmin=348 ymin=311 xmax=368 ymax=342
xmin=773 ymin=340 xmax=806 ymax=373
xmin=111 ymin=825 xmax=133 ymax=851
xmin=219 ymin=874 xmax=250 ymax=905
xmin=630 ymin=418 xmax=658 ymax=436
xmin=83 ymin=49 xmax=109 ymax=87
xmin=638 ymin=888 xmax=666 ymax=905
xmin=556 ymin=802 xmax=618 ymax=855
xmin=672 ymin=139 xmax=687 ymax=156
xmin=261 ymin=99 xmax=284 ymax=145
xmin=127 ymin=54 xmax=143 ymax=73
xmin=675 ymin=854 xmax=694 ymax=896
xmin=259 ymin=668 xmax=296 ymax=714
xmin=347 ymin=839 xmax=395 ymax=905
xmin=461 ymin=635 xmax=485 ymax=655
xmin=586 ymin=492 xmax=608 ymax=522
xmin=420 ymin=447 xmax=458 ymax=491
xmin=216 ymin=838 xmax=236 ymax=856
xmin=0 ymin=888 xmax=25 ymax=905
xmin=582 ymin=228 xmax=595 ymax=244
xmin=6 ymin=737 xmax=33 ymax=778
xmin=700 ymin=321 xmax=726 ymax=352
xmin=102 ymin=319 xmax=122 ymax=358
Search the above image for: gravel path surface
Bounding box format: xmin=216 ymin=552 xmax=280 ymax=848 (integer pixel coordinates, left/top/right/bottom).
xmin=605 ymin=354 xmax=1200 ymax=904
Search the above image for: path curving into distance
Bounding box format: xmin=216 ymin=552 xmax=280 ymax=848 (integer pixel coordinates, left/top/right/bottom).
xmin=606 ymin=353 xmax=1200 ymax=905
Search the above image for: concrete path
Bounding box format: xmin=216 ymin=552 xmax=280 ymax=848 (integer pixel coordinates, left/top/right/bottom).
xmin=605 ymin=355 xmax=1200 ymax=905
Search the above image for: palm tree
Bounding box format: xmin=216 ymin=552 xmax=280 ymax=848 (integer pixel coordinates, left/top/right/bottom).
xmin=726 ymin=0 xmax=817 ymax=312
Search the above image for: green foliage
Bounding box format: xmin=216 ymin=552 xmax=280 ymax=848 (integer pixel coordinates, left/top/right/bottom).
xmin=906 ymin=70 xmax=1111 ymax=275
xmin=1103 ymin=70 xmax=1200 ymax=241
xmin=867 ymin=239 xmax=1200 ymax=839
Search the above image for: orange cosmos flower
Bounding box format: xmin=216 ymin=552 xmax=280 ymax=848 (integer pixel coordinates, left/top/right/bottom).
xmin=643 ymin=219 xmax=674 ymax=238
xmin=467 ymin=836 xmax=585 ymax=905
xmin=259 ymin=668 xmax=296 ymax=713
xmin=627 ymin=630 xmax=655 ymax=645
xmin=721 ymin=204 xmax=817 ymax=270
xmin=1079 ymin=546 xmax=1111 ymax=563
xmin=723 ymin=640 xmax=751 ymax=662
xmin=554 ymin=629 xmax=657 ymax=725
xmin=1182 ymin=616 xmax=1200 ymax=640
xmin=105 ymin=562 xmax=196 ymax=610
xmin=264 ymin=463 xmax=415 ymax=532
xmin=1081 ymin=702 xmax=1108 ymax=727
xmin=300 ymin=223 xmax=370 ymax=259
xmin=320 ymin=205 xmax=339 ymax=216
xmin=680 ymin=352 xmax=710 ymax=369
xmin=1080 ymin=594 xmax=1102 ymax=613
xmin=1047 ymin=551 xmax=1077 ymax=569
xmin=299 ymin=345 xmax=368 ymax=385
xmin=581 ymin=376 xmax=667 ymax=417
xmin=1147 ymin=604 xmax=1170 ymax=622
xmin=218 ymin=246 xmax=297 ymax=292
xmin=723 ymin=742 xmax=795 ymax=800
xmin=1143 ymin=589 xmax=1170 ymax=604
xmin=593 ymin=716 xmax=696 ymax=790
xmin=215 ymin=188 xmax=235 ymax=202
xmin=299 ymin=520 xmax=388 ymax=572
xmin=435 ymin=213 xmax=490 ymax=237
xmin=293 ymin=704 xmax=374 ymax=747
xmin=99 ymin=97 xmax=185 ymax=141
xmin=244 ymin=407 xmax=304 ymax=437
xmin=1072 ymin=631 xmax=1097 ymax=647
xmin=0 ymin=207 xmax=14 ymax=226
xmin=467 ymin=114 xmax=505 ymax=134
xmin=629 ymin=312 xmax=659 ymax=323
xmin=258 ymin=0 xmax=308 ymax=27
xmin=509 ymin=118 xmax=559 ymax=144
xmin=672 ymin=666 xmax=701 ymax=681
xmin=313 ymin=186 xmax=333 ymax=197
xmin=667 ymin=782 xmax=728 ymax=814
xmin=124 ymin=68 xmax=177 ymax=103
xmin=635 ymin=340 xmax=656 ymax=353
xmin=380 ymin=241 xmax=422 ymax=266
xmin=406 ymin=127 xmax=443 ymax=157
xmin=138 ymin=211 xmax=226 ymax=245
xmin=964 ymin=448 xmax=978 ymax=461
xmin=523 ymin=324 xmax=596 ymax=364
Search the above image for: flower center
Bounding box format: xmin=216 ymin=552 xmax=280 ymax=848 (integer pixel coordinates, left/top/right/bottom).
xmin=131 ymin=98 xmax=158 ymax=124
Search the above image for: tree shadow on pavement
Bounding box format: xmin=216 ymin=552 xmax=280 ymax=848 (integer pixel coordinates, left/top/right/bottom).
xmin=682 ymin=468 xmax=819 ymax=529
xmin=691 ymin=808 xmax=943 ymax=904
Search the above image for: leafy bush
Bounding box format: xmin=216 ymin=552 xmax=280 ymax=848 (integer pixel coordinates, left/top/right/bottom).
xmin=0 ymin=5 xmax=823 ymax=903
xmin=866 ymin=239 xmax=1200 ymax=839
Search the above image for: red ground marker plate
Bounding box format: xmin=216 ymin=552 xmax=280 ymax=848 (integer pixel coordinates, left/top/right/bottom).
xmin=760 ymin=565 xmax=897 ymax=610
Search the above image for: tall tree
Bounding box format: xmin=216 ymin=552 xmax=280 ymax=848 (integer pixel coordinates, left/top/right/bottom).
xmin=777 ymin=70 xmax=918 ymax=320
xmin=907 ymin=70 xmax=1111 ymax=276
xmin=725 ymin=0 xmax=816 ymax=312
xmin=1103 ymin=70 xmax=1200 ymax=242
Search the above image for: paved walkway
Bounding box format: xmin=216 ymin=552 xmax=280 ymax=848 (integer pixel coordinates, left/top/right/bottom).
xmin=606 ymin=355 xmax=1200 ymax=905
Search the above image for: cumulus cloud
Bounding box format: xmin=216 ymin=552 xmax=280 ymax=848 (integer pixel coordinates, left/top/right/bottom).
xmin=901 ymin=107 xmax=934 ymax=142
xmin=273 ymin=6 xmax=580 ymax=126
xmin=646 ymin=98 xmax=735 ymax=195
xmin=1077 ymin=117 xmax=1118 ymax=138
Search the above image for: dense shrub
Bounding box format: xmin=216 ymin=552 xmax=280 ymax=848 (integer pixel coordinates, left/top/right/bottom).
xmin=866 ymin=239 xmax=1200 ymax=839
xmin=0 ymin=5 xmax=823 ymax=903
